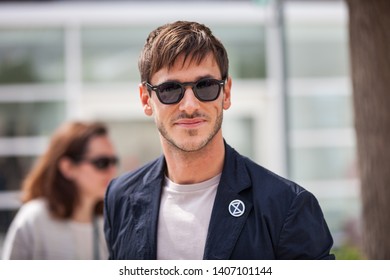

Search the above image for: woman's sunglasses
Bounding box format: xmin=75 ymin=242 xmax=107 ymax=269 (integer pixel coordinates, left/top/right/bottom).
xmin=145 ymin=78 xmax=225 ymax=105
xmin=77 ymin=156 xmax=119 ymax=170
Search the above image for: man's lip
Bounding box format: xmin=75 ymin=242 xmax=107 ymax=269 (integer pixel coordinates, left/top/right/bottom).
xmin=175 ymin=118 xmax=205 ymax=126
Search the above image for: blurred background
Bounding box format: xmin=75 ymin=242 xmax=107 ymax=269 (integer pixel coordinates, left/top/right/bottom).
xmin=0 ymin=0 xmax=361 ymax=258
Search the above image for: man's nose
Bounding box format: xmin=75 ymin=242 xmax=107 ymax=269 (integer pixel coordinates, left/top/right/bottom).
xmin=178 ymin=86 xmax=200 ymax=113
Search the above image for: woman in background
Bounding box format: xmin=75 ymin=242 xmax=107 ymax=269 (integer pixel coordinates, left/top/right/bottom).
xmin=2 ymin=121 xmax=118 ymax=259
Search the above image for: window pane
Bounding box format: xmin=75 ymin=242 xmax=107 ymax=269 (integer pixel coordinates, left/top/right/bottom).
xmin=82 ymin=26 xmax=149 ymax=82
xmin=213 ymin=25 xmax=266 ymax=79
xmin=289 ymin=95 xmax=353 ymax=129
xmin=321 ymin=196 xmax=361 ymax=237
xmin=0 ymin=210 xmax=18 ymax=248
xmin=291 ymin=147 xmax=356 ymax=181
xmin=287 ymin=24 xmax=349 ymax=77
xmin=106 ymin=119 xmax=161 ymax=172
xmin=223 ymin=116 xmax=254 ymax=158
xmin=0 ymin=28 xmax=65 ymax=84
xmin=0 ymin=102 xmax=65 ymax=137
xmin=0 ymin=156 xmax=35 ymax=191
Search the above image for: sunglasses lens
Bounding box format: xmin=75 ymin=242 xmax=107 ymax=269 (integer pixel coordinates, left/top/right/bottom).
xmin=91 ymin=157 xmax=118 ymax=170
xmin=157 ymin=82 xmax=183 ymax=104
xmin=195 ymin=79 xmax=221 ymax=101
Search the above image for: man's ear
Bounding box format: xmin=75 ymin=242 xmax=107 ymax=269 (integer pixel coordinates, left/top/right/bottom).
xmin=139 ymin=83 xmax=153 ymax=116
xmin=223 ymin=76 xmax=232 ymax=110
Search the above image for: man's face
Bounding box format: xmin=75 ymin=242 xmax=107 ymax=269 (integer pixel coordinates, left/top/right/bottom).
xmin=140 ymin=53 xmax=231 ymax=153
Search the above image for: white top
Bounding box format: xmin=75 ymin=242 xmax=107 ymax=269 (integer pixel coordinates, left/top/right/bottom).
xmin=157 ymin=174 xmax=220 ymax=260
xmin=1 ymin=199 xmax=108 ymax=260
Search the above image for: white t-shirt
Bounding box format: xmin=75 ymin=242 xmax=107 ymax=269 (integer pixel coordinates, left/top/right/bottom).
xmin=157 ymin=174 xmax=220 ymax=260
xmin=1 ymin=199 xmax=108 ymax=260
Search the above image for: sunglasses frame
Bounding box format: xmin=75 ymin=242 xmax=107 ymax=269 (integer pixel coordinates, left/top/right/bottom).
xmin=145 ymin=78 xmax=225 ymax=105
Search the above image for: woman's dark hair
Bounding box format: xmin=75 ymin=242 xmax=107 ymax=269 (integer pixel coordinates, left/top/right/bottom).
xmin=21 ymin=121 xmax=108 ymax=219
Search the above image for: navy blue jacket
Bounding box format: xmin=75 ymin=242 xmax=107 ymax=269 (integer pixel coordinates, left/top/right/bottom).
xmin=104 ymin=143 xmax=335 ymax=259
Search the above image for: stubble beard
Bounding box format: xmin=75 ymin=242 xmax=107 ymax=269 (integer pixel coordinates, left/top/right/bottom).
xmin=158 ymin=111 xmax=223 ymax=153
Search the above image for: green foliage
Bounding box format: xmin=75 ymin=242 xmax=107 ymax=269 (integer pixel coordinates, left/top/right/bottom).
xmin=332 ymin=245 xmax=365 ymax=260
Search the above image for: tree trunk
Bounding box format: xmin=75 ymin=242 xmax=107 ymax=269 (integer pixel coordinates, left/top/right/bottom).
xmin=346 ymin=0 xmax=390 ymax=259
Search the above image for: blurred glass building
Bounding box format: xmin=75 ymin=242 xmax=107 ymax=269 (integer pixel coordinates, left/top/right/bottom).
xmin=0 ymin=0 xmax=359 ymax=256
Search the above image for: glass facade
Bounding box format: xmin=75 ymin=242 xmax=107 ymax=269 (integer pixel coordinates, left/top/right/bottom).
xmin=0 ymin=27 xmax=68 ymax=250
xmin=291 ymin=146 xmax=355 ymax=181
xmin=289 ymin=94 xmax=353 ymax=130
xmin=287 ymin=23 xmax=349 ymax=78
xmin=82 ymin=26 xmax=147 ymax=82
xmin=0 ymin=28 xmax=65 ymax=84
xmin=285 ymin=3 xmax=359 ymax=250
xmin=80 ymin=24 xmax=266 ymax=82
xmin=0 ymin=102 xmax=65 ymax=137
xmin=0 ymin=156 xmax=36 ymax=191
xmin=214 ymin=25 xmax=267 ymax=79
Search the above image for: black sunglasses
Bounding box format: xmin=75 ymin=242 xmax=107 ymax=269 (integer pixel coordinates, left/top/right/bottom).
xmin=77 ymin=156 xmax=119 ymax=170
xmin=145 ymin=78 xmax=225 ymax=105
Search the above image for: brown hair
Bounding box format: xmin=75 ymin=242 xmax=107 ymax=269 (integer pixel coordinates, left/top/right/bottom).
xmin=138 ymin=21 xmax=229 ymax=83
xmin=21 ymin=121 xmax=108 ymax=219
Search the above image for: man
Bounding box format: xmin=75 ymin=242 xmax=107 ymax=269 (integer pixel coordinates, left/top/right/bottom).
xmin=104 ymin=21 xmax=334 ymax=260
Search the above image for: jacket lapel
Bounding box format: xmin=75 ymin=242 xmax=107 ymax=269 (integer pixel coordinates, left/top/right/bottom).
xmin=129 ymin=156 xmax=165 ymax=259
xmin=203 ymin=143 xmax=253 ymax=259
